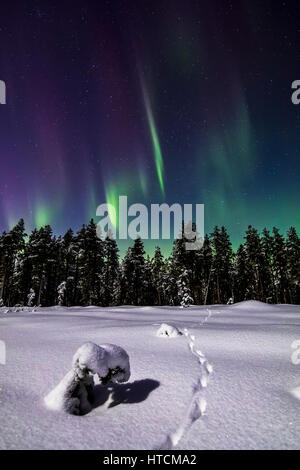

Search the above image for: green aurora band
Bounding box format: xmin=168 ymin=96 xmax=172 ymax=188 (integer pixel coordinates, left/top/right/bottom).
xmin=141 ymin=79 xmax=165 ymax=196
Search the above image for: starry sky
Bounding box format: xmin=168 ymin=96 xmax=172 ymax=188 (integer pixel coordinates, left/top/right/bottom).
xmin=0 ymin=0 xmax=300 ymax=256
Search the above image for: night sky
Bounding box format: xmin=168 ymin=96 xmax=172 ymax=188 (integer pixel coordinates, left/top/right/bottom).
xmin=0 ymin=0 xmax=300 ymax=255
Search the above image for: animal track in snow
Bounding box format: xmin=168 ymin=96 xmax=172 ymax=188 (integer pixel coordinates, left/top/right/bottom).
xmin=157 ymin=309 xmax=214 ymax=449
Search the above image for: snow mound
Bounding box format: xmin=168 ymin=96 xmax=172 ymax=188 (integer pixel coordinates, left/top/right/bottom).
xmin=45 ymin=342 xmax=131 ymax=415
xmin=72 ymin=342 xmax=131 ymax=384
xmin=44 ymin=370 xmax=94 ymax=415
xmin=231 ymin=300 xmax=274 ymax=310
xmin=156 ymin=323 xmax=182 ymax=338
xmin=72 ymin=342 xmax=108 ymax=378
xmin=98 ymin=343 xmax=131 ymax=384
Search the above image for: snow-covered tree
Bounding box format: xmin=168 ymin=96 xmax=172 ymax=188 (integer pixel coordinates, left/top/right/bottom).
xmin=210 ymin=226 xmax=233 ymax=304
xmin=103 ymin=235 xmax=120 ymax=306
xmin=75 ymin=219 xmax=105 ymax=306
xmin=272 ymin=227 xmax=289 ymax=304
xmin=197 ymin=234 xmax=213 ymax=305
xmin=57 ymin=281 xmax=66 ymax=306
xmin=27 ymin=288 xmax=35 ymax=307
xmin=45 ymin=342 xmax=131 ymax=415
xmin=177 ymin=269 xmax=194 ymax=307
xmin=286 ymin=227 xmax=300 ymax=304
xmin=121 ymin=238 xmax=146 ymax=305
xmin=152 ymin=246 xmax=165 ymax=305
xmin=233 ymin=244 xmax=251 ymax=302
xmin=1 ymin=218 xmax=300 ymax=308
xmin=0 ymin=219 xmax=26 ymax=306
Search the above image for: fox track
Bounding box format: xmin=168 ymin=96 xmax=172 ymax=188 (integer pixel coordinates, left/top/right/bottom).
xmin=156 ymin=308 xmax=214 ymax=450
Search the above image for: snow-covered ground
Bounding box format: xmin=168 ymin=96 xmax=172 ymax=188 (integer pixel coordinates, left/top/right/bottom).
xmin=0 ymin=301 xmax=299 ymax=450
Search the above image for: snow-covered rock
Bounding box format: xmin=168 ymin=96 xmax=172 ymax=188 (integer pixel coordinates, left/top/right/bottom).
xmin=156 ymin=323 xmax=182 ymax=338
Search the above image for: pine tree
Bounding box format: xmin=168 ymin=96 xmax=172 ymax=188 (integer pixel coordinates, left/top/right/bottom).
xmin=199 ymin=234 xmax=213 ymax=305
xmin=0 ymin=219 xmax=26 ymax=306
xmin=143 ymin=255 xmax=156 ymax=305
xmin=119 ymin=247 xmax=133 ymax=305
xmin=244 ymin=226 xmax=266 ymax=301
xmin=210 ymin=226 xmax=233 ymax=304
xmin=177 ymin=269 xmax=194 ymax=307
xmin=103 ymin=235 xmax=119 ymax=306
xmin=60 ymin=229 xmax=77 ymax=306
xmin=272 ymin=227 xmax=289 ymax=303
xmin=76 ymin=220 xmax=105 ymax=306
xmin=161 ymin=259 xmax=179 ymax=305
xmin=0 ymin=218 xmax=299 ymax=308
xmin=152 ymin=246 xmax=165 ymax=305
xmin=23 ymin=226 xmax=57 ymax=306
xmin=261 ymin=228 xmax=275 ymax=302
xmin=124 ymin=238 xmax=146 ymax=305
xmin=233 ymin=244 xmax=250 ymax=302
xmin=286 ymin=227 xmax=300 ymax=304
xmin=171 ymin=222 xmax=200 ymax=300
xmin=57 ymin=281 xmax=66 ymax=306
xmin=27 ymin=288 xmax=35 ymax=307
xmin=120 ymin=238 xmax=148 ymax=305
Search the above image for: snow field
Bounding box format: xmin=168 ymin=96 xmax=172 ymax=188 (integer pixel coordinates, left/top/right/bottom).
xmin=0 ymin=301 xmax=300 ymax=449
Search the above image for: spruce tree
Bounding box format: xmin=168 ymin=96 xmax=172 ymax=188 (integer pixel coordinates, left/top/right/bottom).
xmin=261 ymin=228 xmax=275 ymax=302
xmin=60 ymin=229 xmax=77 ymax=306
xmin=210 ymin=226 xmax=233 ymax=304
xmin=24 ymin=225 xmax=57 ymax=306
xmin=128 ymin=238 xmax=146 ymax=305
xmin=200 ymin=234 xmax=213 ymax=305
xmin=76 ymin=220 xmax=105 ymax=306
xmin=161 ymin=258 xmax=179 ymax=306
xmin=244 ymin=226 xmax=266 ymax=301
xmin=0 ymin=217 xmax=298 ymax=308
xmin=152 ymin=246 xmax=165 ymax=305
xmin=0 ymin=219 xmax=26 ymax=306
xmin=103 ymin=235 xmax=119 ymax=306
xmin=286 ymin=227 xmax=300 ymax=304
xmin=177 ymin=269 xmax=194 ymax=307
xmin=233 ymin=244 xmax=250 ymax=302
xmin=143 ymin=255 xmax=156 ymax=305
xmin=272 ymin=227 xmax=289 ymax=303
xmin=171 ymin=222 xmax=200 ymax=300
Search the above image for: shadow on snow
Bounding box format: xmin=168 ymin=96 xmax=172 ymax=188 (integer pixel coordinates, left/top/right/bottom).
xmin=91 ymin=378 xmax=160 ymax=410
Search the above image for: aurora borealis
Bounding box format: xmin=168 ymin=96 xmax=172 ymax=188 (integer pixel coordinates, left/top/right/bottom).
xmin=0 ymin=1 xmax=300 ymax=255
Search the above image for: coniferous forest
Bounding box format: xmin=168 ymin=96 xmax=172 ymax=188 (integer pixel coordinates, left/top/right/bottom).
xmin=0 ymin=218 xmax=300 ymax=308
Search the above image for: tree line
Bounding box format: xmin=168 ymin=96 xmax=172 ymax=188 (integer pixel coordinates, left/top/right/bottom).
xmin=0 ymin=218 xmax=299 ymax=308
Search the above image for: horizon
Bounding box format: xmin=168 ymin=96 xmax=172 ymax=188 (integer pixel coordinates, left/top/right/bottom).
xmin=3 ymin=215 xmax=298 ymax=259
